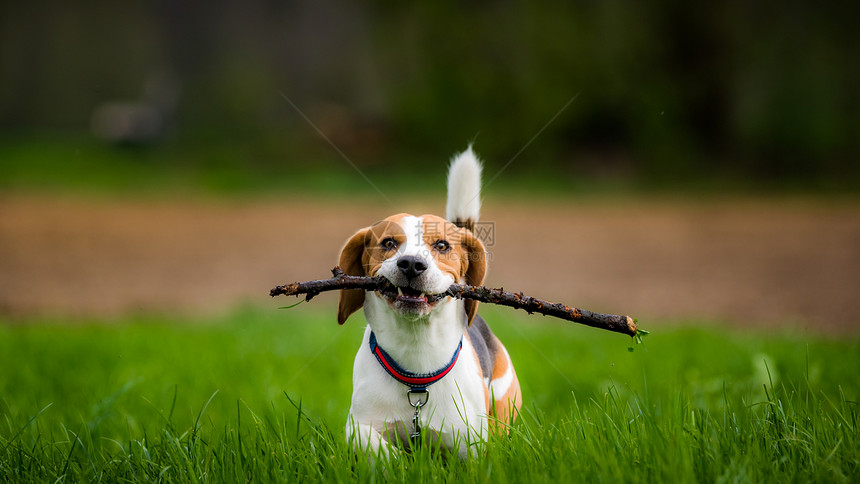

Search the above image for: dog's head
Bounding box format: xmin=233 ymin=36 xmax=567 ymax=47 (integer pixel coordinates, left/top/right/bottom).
xmin=336 ymin=213 xmax=487 ymax=325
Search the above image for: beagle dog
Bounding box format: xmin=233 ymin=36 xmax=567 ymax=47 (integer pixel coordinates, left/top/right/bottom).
xmin=337 ymin=147 xmax=521 ymax=458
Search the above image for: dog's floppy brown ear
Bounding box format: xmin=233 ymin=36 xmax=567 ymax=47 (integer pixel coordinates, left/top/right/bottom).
xmin=337 ymin=228 xmax=369 ymax=324
xmin=461 ymin=230 xmax=488 ymax=326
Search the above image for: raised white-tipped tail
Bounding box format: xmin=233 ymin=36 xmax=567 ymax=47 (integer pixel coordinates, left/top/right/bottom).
xmin=446 ymin=145 xmax=482 ymax=231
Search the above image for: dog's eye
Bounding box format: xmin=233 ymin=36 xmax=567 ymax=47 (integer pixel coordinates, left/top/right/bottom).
xmin=432 ymin=239 xmax=451 ymax=253
xmin=380 ymin=237 xmax=398 ymax=250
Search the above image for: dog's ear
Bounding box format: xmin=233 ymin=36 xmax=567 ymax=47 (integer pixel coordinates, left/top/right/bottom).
xmin=337 ymin=227 xmax=369 ymax=325
xmin=461 ymin=230 xmax=488 ymax=326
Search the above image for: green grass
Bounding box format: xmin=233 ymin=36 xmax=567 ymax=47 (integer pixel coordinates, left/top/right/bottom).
xmin=5 ymin=136 xmax=857 ymax=200
xmin=0 ymin=135 xmax=383 ymax=198
xmin=1 ymin=305 xmax=858 ymax=482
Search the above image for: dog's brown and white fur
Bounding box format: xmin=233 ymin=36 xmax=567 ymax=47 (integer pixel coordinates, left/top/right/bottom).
xmin=337 ymin=147 xmax=521 ymax=458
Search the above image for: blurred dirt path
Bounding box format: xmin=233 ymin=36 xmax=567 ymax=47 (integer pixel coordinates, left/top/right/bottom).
xmin=1 ymin=195 xmax=858 ymax=332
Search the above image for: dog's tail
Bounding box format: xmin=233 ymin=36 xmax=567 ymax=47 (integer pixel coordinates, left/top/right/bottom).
xmin=446 ymin=145 xmax=483 ymax=232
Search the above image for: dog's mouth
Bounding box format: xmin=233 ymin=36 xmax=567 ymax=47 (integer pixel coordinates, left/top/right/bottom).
xmin=377 ymin=280 xmax=446 ymax=309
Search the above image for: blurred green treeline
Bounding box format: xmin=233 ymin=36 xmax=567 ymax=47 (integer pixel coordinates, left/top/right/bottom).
xmin=1 ymin=1 xmax=858 ymax=192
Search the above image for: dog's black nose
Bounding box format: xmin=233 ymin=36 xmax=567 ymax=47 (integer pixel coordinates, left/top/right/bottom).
xmin=397 ymin=256 xmax=427 ymax=279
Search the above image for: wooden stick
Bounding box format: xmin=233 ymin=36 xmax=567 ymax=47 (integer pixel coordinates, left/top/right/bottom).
xmin=270 ymin=267 xmax=639 ymax=337
xmin=269 ymin=267 xmax=385 ymax=301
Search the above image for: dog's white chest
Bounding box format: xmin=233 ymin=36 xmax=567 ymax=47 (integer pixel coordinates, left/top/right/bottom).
xmin=348 ymin=325 xmax=487 ymax=455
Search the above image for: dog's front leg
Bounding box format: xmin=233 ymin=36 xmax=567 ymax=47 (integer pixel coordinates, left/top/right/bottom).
xmin=345 ymin=415 xmax=397 ymax=459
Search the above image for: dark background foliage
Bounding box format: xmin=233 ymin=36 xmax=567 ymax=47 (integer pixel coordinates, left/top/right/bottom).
xmin=2 ymin=1 xmax=857 ymax=191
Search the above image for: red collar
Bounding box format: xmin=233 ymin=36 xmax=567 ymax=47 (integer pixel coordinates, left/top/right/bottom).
xmin=368 ymin=331 xmax=462 ymax=391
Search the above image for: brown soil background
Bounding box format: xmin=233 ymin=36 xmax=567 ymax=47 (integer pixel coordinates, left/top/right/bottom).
xmin=1 ymin=195 xmax=858 ymax=333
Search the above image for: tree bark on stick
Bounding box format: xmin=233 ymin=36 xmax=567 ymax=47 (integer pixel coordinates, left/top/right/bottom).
xmin=270 ymin=267 xmax=639 ymax=337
